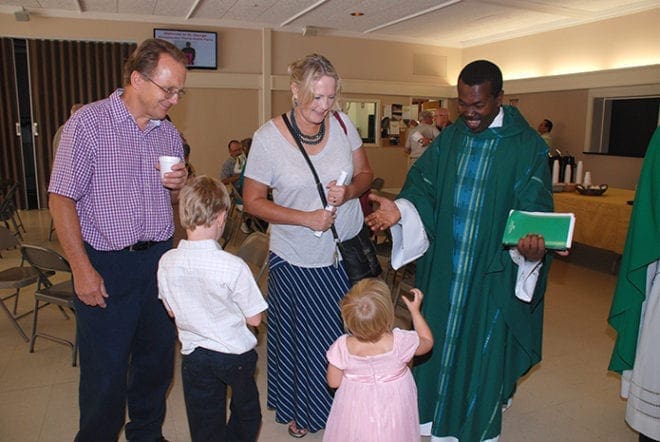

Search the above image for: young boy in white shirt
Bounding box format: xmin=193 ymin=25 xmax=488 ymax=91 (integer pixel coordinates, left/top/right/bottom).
xmin=157 ymin=175 xmax=268 ymax=441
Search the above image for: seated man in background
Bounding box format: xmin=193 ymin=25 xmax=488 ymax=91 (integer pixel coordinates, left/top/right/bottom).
xmin=220 ymin=139 xmax=246 ymax=186
xmin=538 ymin=118 xmax=553 ymax=148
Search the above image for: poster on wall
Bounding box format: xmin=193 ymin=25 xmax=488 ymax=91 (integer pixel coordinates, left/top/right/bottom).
xmin=391 ymin=104 xmax=403 ymax=120
xmin=154 ymin=29 xmax=217 ymax=69
xmin=402 ymin=105 xmax=411 ymax=120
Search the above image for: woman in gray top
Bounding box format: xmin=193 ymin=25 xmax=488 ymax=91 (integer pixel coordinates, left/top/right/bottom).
xmin=243 ymin=53 xmax=373 ymax=438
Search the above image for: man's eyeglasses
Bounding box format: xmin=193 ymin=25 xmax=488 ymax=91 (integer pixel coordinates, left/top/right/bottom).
xmin=142 ymin=74 xmax=186 ymax=99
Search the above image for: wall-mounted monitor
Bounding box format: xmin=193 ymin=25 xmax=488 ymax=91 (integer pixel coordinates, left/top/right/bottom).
xmin=154 ymin=29 xmax=217 ymax=70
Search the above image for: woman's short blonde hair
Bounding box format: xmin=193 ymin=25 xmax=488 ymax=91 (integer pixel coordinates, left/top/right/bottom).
xmin=288 ymin=53 xmax=341 ymax=111
xmin=178 ymin=175 xmax=230 ymax=230
xmin=340 ymin=278 xmax=394 ymax=342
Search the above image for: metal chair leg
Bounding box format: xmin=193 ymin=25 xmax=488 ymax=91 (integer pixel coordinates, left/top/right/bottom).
xmin=1 ymin=294 xmax=29 ymax=342
xmin=12 ymin=288 xmax=19 ymax=314
xmin=48 ymin=218 xmax=55 ymax=241
xmin=14 ymin=209 xmax=26 ymax=233
xmin=29 ymin=298 xmax=39 ymax=352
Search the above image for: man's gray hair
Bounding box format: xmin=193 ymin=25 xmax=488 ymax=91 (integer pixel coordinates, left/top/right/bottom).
xmin=419 ymin=110 xmax=433 ymax=120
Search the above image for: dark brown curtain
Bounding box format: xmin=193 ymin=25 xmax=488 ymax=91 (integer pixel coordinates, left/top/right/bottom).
xmin=0 ymin=38 xmax=24 ymax=208
xmin=28 ymin=39 xmax=136 ymax=208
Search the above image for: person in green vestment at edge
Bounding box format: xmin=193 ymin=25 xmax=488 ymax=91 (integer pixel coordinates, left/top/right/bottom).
xmin=608 ymin=127 xmax=660 ymax=442
xmin=367 ymin=60 xmax=560 ymax=441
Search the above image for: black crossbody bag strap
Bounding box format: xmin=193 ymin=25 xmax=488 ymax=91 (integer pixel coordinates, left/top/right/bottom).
xmin=281 ymin=112 xmax=341 ymax=242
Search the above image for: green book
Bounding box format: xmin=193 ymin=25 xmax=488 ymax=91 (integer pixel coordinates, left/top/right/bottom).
xmin=502 ymin=210 xmax=575 ymax=250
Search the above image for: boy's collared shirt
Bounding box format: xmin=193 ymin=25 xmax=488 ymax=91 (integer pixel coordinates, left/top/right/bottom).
xmin=157 ymin=239 xmax=268 ymax=355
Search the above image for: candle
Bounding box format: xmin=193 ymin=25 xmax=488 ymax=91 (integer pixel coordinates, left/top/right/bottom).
xmin=564 ymin=164 xmax=572 ymax=183
xmin=583 ymin=171 xmax=592 ymax=187
xmin=552 ymin=159 xmax=560 ymax=184
xmin=575 ymin=161 xmax=584 ymax=184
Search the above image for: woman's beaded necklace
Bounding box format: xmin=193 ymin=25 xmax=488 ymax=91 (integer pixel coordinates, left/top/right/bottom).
xmin=290 ymin=109 xmax=325 ymax=145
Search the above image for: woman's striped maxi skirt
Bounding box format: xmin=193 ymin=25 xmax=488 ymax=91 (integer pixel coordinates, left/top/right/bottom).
xmin=266 ymin=253 xmax=351 ymax=433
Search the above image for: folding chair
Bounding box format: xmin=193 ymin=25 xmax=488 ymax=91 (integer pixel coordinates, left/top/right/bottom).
xmin=21 ymin=244 xmax=78 ymax=366
xmin=236 ymin=232 xmax=270 ymax=335
xmin=236 ymin=232 xmax=270 ymax=283
xmin=0 ymin=227 xmax=43 ymax=341
xmin=220 ymin=205 xmax=241 ymax=249
xmin=230 ymin=185 xmax=268 ymax=235
xmin=0 ymin=183 xmax=26 ymax=240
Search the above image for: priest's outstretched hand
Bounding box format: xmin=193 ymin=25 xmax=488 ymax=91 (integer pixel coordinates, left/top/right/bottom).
xmin=365 ymin=193 xmax=401 ymax=232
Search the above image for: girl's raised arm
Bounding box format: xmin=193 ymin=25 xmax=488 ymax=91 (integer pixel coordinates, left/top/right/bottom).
xmin=402 ymin=288 xmax=434 ymax=355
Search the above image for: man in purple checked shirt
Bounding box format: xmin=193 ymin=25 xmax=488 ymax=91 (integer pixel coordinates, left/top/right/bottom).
xmin=49 ymin=39 xmax=189 ymax=442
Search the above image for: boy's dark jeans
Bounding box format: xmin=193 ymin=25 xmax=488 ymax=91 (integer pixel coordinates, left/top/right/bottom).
xmin=182 ymin=347 xmax=261 ymax=441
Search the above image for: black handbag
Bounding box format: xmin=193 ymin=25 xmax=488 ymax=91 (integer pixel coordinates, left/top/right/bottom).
xmin=337 ymin=223 xmax=382 ymax=285
xmin=281 ymin=112 xmax=382 ymax=286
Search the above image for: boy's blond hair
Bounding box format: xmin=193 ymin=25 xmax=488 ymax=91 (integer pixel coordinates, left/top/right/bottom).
xmin=178 ymin=175 xmax=230 ymax=230
xmin=340 ymin=278 xmax=394 ymax=342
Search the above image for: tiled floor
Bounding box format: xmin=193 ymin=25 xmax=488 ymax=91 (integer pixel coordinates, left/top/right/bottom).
xmin=0 ymin=210 xmax=637 ymax=441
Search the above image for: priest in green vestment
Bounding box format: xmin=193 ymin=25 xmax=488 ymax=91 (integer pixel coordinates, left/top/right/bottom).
xmin=608 ymin=127 xmax=660 ymax=442
xmin=367 ymin=60 xmax=554 ymax=441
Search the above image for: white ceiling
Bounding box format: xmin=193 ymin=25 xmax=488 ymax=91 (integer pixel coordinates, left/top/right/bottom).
xmin=1 ymin=0 xmax=658 ymax=48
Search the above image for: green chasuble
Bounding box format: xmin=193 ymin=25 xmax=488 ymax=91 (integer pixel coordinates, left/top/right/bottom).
xmin=399 ymin=105 xmax=553 ymax=441
xmin=608 ymin=127 xmax=660 ymax=373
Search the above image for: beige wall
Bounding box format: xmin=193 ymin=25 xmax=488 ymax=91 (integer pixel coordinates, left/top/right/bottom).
xmin=2 ymin=11 xmax=658 ymax=190
xmin=271 ymin=32 xmax=461 ymax=84
xmin=169 ymin=88 xmax=260 ymax=178
xmin=462 ymin=10 xmax=660 ymax=80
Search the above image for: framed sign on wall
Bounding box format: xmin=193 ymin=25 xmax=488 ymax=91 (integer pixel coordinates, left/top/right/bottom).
xmin=154 ymin=29 xmax=217 ymax=70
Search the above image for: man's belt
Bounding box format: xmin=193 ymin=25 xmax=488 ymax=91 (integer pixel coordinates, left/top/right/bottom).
xmin=123 ymin=240 xmax=165 ymax=252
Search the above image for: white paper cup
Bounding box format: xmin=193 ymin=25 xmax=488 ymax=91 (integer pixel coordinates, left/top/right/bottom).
xmin=159 ymin=155 xmax=181 ymax=178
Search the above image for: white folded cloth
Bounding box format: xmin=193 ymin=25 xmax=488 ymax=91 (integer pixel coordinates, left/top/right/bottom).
xmin=390 ymin=198 xmax=429 ymax=270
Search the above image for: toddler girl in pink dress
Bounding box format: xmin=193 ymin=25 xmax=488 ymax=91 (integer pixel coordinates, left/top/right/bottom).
xmin=323 ymin=278 xmax=434 ymax=442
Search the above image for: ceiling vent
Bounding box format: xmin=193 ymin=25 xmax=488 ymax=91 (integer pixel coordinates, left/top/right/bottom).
xmin=14 ymin=7 xmax=30 ymax=22
xmin=302 ymin=26 xmax=319 ymax=37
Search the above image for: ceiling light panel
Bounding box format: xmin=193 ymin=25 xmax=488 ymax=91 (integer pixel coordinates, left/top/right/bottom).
xmin=116 ymin=0 xmax=157 ymax=16
xmin=191 ymin=0 xmax=238 ymax=20
xmin=279 ymin=0 xmax=445 ymax=32
xmin=376 ymin=2 xmax=571 ymax=46
xmin=223 ymin=0 xmax=283 ymax=21
xmin=147 ymin=0 xmax=202 ymax=17
xmin=37 ymin=0 xmax=85 ymax=11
